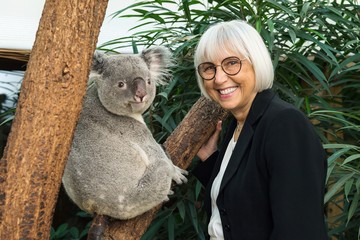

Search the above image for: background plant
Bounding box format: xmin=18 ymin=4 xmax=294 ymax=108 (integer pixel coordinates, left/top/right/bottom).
xmin=0 ymin=73 xmax=19 ymax=156
xmin=99 ymin=0 xmax=360 ymax=239
xmin=0 ymin=0 xmax=359 ymax=239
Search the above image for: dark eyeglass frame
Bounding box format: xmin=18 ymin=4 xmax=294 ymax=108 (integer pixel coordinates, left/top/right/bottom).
xmin=197 ymin=56 xmax=247 ymax=81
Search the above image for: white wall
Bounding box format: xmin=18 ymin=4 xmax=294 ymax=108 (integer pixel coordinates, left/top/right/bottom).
xmin=0 ymin=1 xmax=138 ymax=51
xmin=0 ymin=0 xmax=140 ymax=98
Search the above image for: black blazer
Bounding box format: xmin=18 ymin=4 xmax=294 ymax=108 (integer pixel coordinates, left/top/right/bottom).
xmin=193 ymin=89 xmax=328 ymax=240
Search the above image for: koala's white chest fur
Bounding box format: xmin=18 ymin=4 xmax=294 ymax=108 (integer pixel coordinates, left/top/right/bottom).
xmin=62 ymin=47 xmax=187 ymax=220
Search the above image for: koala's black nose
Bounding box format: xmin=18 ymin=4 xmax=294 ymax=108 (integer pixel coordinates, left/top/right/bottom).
xmin=132 ymin=77 xmax=147 ymax=102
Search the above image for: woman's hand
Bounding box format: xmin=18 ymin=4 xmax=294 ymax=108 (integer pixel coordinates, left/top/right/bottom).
xmin=197 ymin=121 xmax=222 ymax=162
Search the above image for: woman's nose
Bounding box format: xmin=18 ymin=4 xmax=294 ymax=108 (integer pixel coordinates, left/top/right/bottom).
xmin=214 ymin=66 xmax=227 ymax=84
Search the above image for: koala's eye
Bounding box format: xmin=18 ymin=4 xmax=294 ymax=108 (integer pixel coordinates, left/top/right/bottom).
xmin=118 ymin=82 xmax=125 ymax=88
xmin=147 ymin=79 xmax=151 ymax=85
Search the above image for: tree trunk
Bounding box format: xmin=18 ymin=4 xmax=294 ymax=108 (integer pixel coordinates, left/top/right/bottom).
xmin=100 ymin=97 xmax=229 ymax=240
xmin=0 ymin=0 xmax=108 ymax=239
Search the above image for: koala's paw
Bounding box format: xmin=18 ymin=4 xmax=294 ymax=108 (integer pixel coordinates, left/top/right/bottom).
xmin=172 ymin=166 xmax=188 ymax=185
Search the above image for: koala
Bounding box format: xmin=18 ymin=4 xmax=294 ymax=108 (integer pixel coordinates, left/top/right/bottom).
xmin=62 ymin=46 xmax=187 ymax=220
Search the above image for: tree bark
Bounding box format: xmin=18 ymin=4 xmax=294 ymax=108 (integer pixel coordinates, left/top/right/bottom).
xmin=0 ymin=0 xmax=108 ymax=239
xmin=101 ymin=96 xmax=229 ymax=240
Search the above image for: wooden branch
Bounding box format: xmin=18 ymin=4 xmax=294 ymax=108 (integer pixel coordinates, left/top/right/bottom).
xmin=99 ymin=96 xmax=229 ymax=239
xmin=163 ymin=97 xmax=229 ymax=170
xmin=0 ymin=0 xmax=108 ymax=239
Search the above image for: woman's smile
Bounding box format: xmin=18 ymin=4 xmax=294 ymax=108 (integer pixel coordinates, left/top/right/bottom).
xmin=218 ymin=86 xmax=238 ymax=98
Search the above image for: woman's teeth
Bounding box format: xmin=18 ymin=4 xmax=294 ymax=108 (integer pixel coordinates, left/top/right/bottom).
xmin=219 ymin=87 xmax=237 ymax=95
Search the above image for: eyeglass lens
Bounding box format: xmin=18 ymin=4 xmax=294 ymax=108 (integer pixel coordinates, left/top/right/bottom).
xmin=198 ymin=57 xmax=242 ymax=80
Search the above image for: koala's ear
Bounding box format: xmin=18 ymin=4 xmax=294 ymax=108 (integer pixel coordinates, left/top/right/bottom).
xmin=141 ymin=46 xmax=172 ymax=85
xmin=92 ymin=51 xmax=106 ymax=73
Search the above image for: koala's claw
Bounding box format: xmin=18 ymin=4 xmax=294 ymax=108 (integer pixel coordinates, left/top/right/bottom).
xmin=172 ymin=166 xmax=188 ymax=184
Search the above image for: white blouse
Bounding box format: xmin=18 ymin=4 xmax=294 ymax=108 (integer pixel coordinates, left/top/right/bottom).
xmin=208 ymin=134 xmax=237 ymax=239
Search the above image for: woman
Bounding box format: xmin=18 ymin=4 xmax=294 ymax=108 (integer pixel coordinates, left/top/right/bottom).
xmin=193 ymin=20 xmax=328 ymax=240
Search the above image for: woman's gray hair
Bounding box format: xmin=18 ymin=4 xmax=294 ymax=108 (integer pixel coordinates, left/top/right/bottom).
xmin=194 ymin=20 xmax=274 ymax=99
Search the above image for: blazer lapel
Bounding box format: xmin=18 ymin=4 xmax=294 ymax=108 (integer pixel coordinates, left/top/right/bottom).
xmin=205 ymin=89 xmax=276 ymax=205
xmin=207 ymin=119 xmax=237 ymax=189
xmin=219 ymin=89 xmax=275 ymax=192
xmin=219 ymin=121 xmax=254 ymax=192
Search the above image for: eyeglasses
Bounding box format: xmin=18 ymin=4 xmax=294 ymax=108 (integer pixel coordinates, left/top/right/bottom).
xmin=197 ymin=56 xmax=247 ymax=81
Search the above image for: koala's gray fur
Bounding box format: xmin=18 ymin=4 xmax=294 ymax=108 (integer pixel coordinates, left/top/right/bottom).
xmin=62 ymin=46 xmax=187 ymax=220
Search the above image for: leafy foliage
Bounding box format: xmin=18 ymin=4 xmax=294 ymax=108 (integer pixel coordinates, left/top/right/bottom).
xmin=50 ymin=211 xmax=92 ymax=240
xmin=0 ymin=75 xmax=19 ymax=156
xmin=0 ymin=0 xmax=359 ymax=239
xmin=100 ymin=0 xmax=360 ymax=239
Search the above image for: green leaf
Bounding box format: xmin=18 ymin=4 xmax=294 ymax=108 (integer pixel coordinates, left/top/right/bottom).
xmin=50 ymin=227 xmax=56 ymax=240
xmin=152 ymin=114 xmax=174 ymax=133
xmin=265 ymin=0 xmax=296 ymax=18
xmin=177 ymin=201 xmax=186 ymax=221
xmin=111 ymin=2 xmax=153 ymax=18
xmin=324 ymin=143 xmax=359 ymax=150
xmin=157 ymin=91 xmax=169 ymax=100
xmin=344 ymin=178 xmax=354 ymax=202
xmin=326 ymin=162 xmax=336 ymax=184
xmin=288 ymin=28 xmax=296 ymax=43
xmin=342 ymin=154 xmax=360 ymax=165
xmin=295 ymin=29 xmax=338 ymax=63
xmin=76 ymin=211 xmax=92 ymax=218
xmin=55 ymin=223 xmax=69 ymax=238
xmin=347 ymin=191 xmax=360 ymax=224
xmin=291 ymin=52 xmax=330 ymax=93
xmin=356 ymin=178 xmax=360 ymax=193
xmin=329 ymin=53 xmax=360 ymax=80
xmin=256 ymin=19 xmax=262 ymax=33
xmin=80 ymin=225 xmax=90 ymax=239
xmin=188 ymin=202 xmax=199 ymax=233
xmin=325 ymin=173 xmax=354 ymax=203
xmin=327 ymin=147 xmax=351 ymax=166
xmin=181 ymin=0 xmax=192 ymax=22
xmin=300 ymin=2 xmax=311 ymax=19
xmin=141 ymin=217 xmax=167 ymax=240
xmin=167 ymin=214 xmax=175 ymax=240
xmin=131 ymin=40 xmax=139 ymax=54
xmin=69 ymin=227 xmax=80 ymax=238
xmin=195 ymin=180 xmax=203 ymax=201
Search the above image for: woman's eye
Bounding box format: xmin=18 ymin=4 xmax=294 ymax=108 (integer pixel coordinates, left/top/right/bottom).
xmin=227 ymin=60 xmax=239 ymax=66
xmin=204 ymin=65 xmax=215 ymax=72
